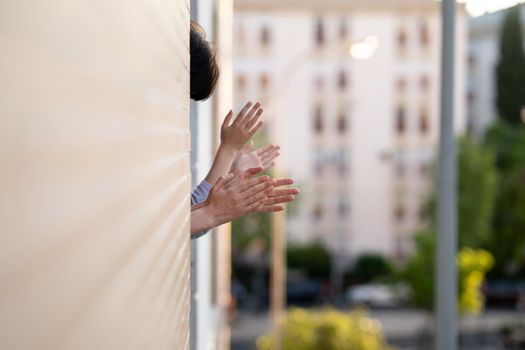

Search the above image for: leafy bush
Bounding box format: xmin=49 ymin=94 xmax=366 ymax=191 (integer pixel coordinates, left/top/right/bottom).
xmin=256 ymin=308 xmax=395 ymax=350
xmin=458 ymin=248 xmax=495 ymax=314
xmin=399 ymin=232 xmax=495 ymax=314
xmin=287 ymin=242 xmax=331 ymax=280
xmin=348 ymin=254 xmax=393 ymax=284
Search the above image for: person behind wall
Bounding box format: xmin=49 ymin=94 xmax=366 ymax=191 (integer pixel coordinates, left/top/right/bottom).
xmin=188 ymin=21 xmax=299 ymax=238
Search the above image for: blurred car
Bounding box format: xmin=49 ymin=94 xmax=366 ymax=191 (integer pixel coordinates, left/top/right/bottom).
xmin=346 ymin=283 xmax=409 ymax=308
xmin=484 ymin=280 xmax=525 ymax=309
xmin=286 ymin=280 xmax=322 ymax=306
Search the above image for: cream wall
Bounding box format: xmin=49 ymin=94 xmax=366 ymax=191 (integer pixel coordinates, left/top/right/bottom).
xmin=0 ymin=1 xmax=191 ymax=349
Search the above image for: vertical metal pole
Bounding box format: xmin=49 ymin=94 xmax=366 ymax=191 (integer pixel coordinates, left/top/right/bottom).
xmin=436 ymin=0 xmax=457 ymax=350
xmin=271 ymin=94 xmax=286 ymax=350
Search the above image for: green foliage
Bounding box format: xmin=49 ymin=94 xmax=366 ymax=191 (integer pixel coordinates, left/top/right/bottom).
xmin=496 ymin=4 xmax=525 ymax=125
xmin=458 ymin=248 xmax=494 ymax=314
xmin=457 ymin=137 xmax=498 ymax=248
xmin=488 ymin=166 xmax=525 ymax=274
xmin=484 ymin=121 xmax=525 ymax=174
xmin=483 ymin=122 xmax=525 ymax=276
xmin=427 ymin=136 xmax=498 ymax=248
xmin=398 ymin=231 xmax=436 ymax=310
xmin=349 ymin=254 xmax=393 ymax=284
xmin=256 ymin=308 xmax=395 ymax=350
xmin=287 ymin=242 xmax=331 ymax=279
xmin=400 ymin=232 xmax=494 ymax=314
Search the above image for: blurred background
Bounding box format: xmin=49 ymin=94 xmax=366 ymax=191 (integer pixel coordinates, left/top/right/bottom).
xmin=229 ymin=1 xmax=525 ymax=349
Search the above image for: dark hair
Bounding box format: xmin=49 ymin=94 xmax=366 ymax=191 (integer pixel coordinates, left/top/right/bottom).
xmin=190 ymin=21 xmax=220 ymax=101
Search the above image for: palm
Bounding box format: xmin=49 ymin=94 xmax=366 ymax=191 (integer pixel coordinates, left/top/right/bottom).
xmin=232 ymin=143 xmax=280 ymax=173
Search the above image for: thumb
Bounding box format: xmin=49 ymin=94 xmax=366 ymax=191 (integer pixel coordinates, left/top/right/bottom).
xmin=241 ymin=166 xmax=264 ymax=179
xmin=212 ymin=174 xmax=233 ymax=192
xmin=221 ymin=110 xmax=233 ymax=129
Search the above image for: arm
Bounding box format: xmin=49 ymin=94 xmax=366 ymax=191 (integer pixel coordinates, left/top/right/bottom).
xmin=204 ymin=101 xmax=264 ymax=185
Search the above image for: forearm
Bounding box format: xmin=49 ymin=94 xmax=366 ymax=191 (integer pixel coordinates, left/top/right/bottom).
xmin=191 ymin=205 xmax=218 ymax=237
xmin=204 ymin=143 xmax=237 ymax=184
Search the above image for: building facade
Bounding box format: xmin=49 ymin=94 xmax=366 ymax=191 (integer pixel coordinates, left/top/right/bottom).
xmin=233 ymin=0 xmax=467 ymax=263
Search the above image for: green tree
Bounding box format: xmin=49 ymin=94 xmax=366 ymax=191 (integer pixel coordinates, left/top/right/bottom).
xmin=484 ymin=122 xmax=525 ymax=276
xmin=427 ymin=136 xmax=498 ymax=248
xmin=487 ymin=166 xmax=525 ymax=275
xmin=496 ymin=4 xmax=525 ymax=125
xmin=457 ymin=137 xmax=498 ymax=247
xmin=348 ymin=254 xmax=393 ymax=284
xmin=401 ymin=231 xmax=494 ymax=314
xmin=287 ymin=242 xmax=331 ymax=280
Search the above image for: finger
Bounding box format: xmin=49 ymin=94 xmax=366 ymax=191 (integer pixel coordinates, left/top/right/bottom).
xmin=265 ymin=195 xmax=295 ymax=205
xmin=249 ymin=120 xmax=264 ymax=136
xmin=262 ymin=161 xmax=276 ymax=170
xmin=246 ymin=191 xmax=270 ymax=210
xmin=256 ymin=144 xmax=275 ymax=156
xmin=241 ymin=178 xmax=272 ymax=198
xmin=234 ymin=101 xmax=253 ymax=125
xmin=234 ymin=175 xmax=269 ymax=193
xmin=241 ymin=102 xmax=262 ymax=126
xmin=269 ymin=188 xmax=300 ymax=197
xmin=273 ymin=178 xmax=295 ymax=187
xmin=261 ymin=150 xmax=280 ymax=164
xmin=212 ymin=174 xmax=233 ymax=192
xmin=221 ymin=110 xmax=233 ymax=129
xmin=240 ymin=167 xmax=264 ymax=180
xmin=246 ymin=107 xmax=263 ymax=129
xmin=257 ymin=205 xmax=285 ymax=213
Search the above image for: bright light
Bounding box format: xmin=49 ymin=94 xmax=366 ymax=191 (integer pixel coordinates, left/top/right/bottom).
xmin=350 ymin=36 xmax=379 ymax=60
xmin=460 ymin=0 xmax=525 ymax=17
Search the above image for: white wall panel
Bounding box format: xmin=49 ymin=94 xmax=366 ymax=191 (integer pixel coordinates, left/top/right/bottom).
xmin=0 ymin=1 xmax=191 ymax=349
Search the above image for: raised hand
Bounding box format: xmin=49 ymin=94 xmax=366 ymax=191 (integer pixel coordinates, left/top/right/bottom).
xmin=231 ymin=142 xmax=280 ymax=173
xmin=204 ymin=167 xmax=273 ymax=224
xmin=220 ymin=101 xmax=264 ymax=151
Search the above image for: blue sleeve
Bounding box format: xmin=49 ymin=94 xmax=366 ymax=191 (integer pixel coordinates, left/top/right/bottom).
xmin=191 ymin=180 xmax=212 ymax=205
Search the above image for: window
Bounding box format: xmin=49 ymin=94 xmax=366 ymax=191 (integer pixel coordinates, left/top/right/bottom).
xmin=338 ymin=71 xmax=348 ymax=90
xmin=261 ymin=26 xmax=271 ymax=47
xmin=419 ymin=162 xmax=430 ymax=177
xmin=396 ymin=106 xmax=406 ymax=135
xmin=397 ymin=26 xmax=408 ymax=51
xmin=259 ymin=73 xmax=270 ymax=91
xmin=339 ymin=19 xmax=348 ymax=40
xmin=236 ymin=74 xmax=246 ymax=95
xmin=314 ymin=76 xmax=325 ymax=91
xmin=313 ymin=106 xmax=324 ymax=133
xmin=419 ymin=108 xmax=429 ymax=135
xmin=394 ymin=203 xmax=406 ymax=222
xmin=337 ymin=147 xmax=348 ymax=175
xmin=312 ymin=204 xmax=323 ymax=221
xmin=396 ymin=161 xmax=406 ymax=177
xmin=337 ymin=113 xmax=347 ymax=134
xmin=315 ymin=18 xmax=325 ymax=47
xmin=420 ymin=75 xmax=430 ymax=92
xmin=313 ymin=148 xmax=324 ymax=175
xmin=236 ymin=23 xmax=246 ymax=48
xmin=338 ymin=198 xmax=349 ymax=217
xmin=419 ymin=19 xmax=430 ymax=48
xmin=397 ymin=77 xmax=407 ymax=93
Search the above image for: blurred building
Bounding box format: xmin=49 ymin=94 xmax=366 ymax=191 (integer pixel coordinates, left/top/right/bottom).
xmin=468 ymin=5 xmax=525 ymax=137
xmin=233 ymin=0 xmax=467 ymax=263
